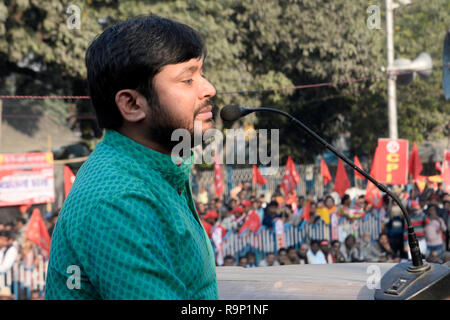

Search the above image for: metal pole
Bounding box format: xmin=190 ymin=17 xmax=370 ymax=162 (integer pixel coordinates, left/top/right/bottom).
xmin=386 ymin=0 xmax=398 ymax=139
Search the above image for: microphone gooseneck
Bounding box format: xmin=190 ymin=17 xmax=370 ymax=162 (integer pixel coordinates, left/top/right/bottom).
xmin=220 ymin=104 xmax=423 ymax=268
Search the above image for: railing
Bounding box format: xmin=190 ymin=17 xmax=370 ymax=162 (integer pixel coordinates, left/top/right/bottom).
xmin=218 ymin=212 xmax=381 ymax=261
xmin=0 ymin=256 xmax=48 ymax=300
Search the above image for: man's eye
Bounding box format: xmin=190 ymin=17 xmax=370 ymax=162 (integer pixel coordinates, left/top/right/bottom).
xmin=183 ymin=79 xmax=193 ymax=85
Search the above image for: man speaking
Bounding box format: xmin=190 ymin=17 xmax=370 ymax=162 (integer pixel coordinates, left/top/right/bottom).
xmin=45 ymin=15 xmax=218 ymax=299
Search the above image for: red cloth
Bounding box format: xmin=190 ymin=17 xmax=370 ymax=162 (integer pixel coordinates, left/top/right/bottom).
xmin=281 ymin=156 xmax=300 ymax=195
xmin=213 ymin=154 xmax=224 ymax=196
xmin=408 ymin=141 xmax=423 ymax=180
xmin=25 ymin=209 xmax=51 ymax=257
xmin=435 ymin=161 xmax=442 ymax=173
xmin=64 ymin=165 xmax=76 ymax=199
xmin=353 ymin=155 xmax=365 ymax=179
xmin=201 ymin=219 xmax=213 ymax=238
xmin=302 ymin=200 xmax=311 ymax=222
xmin=365 ymin=146 xmax=383 ymax=208
xmin=321 ymin=159 xmax=332 ymax=185
xmin=333 ymin=158 xmax=350 ymax=198
xmin=252 ymin=165 xmax=267 ymax=185
xmin=238 ymin=210 xmax=261 ymax=235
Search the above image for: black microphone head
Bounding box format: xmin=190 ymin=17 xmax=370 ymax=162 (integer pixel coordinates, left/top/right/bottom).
xmin=220 ymin=105 xmax=245 ymax=121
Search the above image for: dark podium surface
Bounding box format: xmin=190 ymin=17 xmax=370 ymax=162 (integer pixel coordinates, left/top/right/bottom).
xmin=216 ymin=263 xmax=395 ymax=300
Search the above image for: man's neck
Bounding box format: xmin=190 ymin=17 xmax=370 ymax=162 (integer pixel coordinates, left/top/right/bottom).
xmin=116 ymin=127 xmax=172 ymax=155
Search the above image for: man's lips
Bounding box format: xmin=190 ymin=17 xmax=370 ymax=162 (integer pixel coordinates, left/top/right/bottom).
xmin=195 ymin=105 xmax=213 ymax=120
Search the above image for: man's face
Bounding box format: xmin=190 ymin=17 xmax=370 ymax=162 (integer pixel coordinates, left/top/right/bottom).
xmin=223 ymin=258 xmax=234 ymax=266
xmin=0 ymin=236 xmax=8 ymax=248
xmin=320 ymin=243 xmax=329 ymax=254
xmin=266 ymin=254 xmax=275 ymax=265
xmin=332 ymin=242 xmax=340 ymax=251
xmin=238 ymin=258 xmax=248 ymax=267
xmin=298 ymin=244 xmax=308 ymax=257
xmin=311 ymin=243 xmax=320 ymax=254
xmin=429 ymin=251 xmax=440 ymax=263
xmin=145 ymin=57 xmax=216 ymax=150
xmin=287 ymin=249 xmax=297 ymax=260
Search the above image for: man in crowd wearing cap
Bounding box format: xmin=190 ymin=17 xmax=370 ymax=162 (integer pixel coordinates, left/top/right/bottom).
xmin=403 ymin=200 xmax=430 ymax=260
xmin=200 ymin=210 xmax=218 ymax=238
xmin=319 ymin=240 xmax=335 ymax=263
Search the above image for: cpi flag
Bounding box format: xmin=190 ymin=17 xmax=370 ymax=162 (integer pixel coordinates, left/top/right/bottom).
xmin=25 ymin=209 xmax=51 ymax=257
xmin=377 ymin=139 xmax=409 ymax=185
xmin=320 ymin=159 xmax=332 ymax=185
xmin=252 ymin=165 xmax=267 ymax=185
xmin=0 ymin=152 xmax=55 ymax=206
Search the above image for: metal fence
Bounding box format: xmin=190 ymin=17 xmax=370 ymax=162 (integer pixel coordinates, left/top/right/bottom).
xmin=0 ymin=256 xmax=47 ymax=300
xmin=219 ymin=212 xmax=381 ymax=261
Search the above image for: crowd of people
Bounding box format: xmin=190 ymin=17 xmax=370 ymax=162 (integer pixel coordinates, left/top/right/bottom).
xmin=195 ymin=181 xmax=450 ymax=267
xmin=1 ymin=180 xmax=449 ymax=299
xmin=0 ymin=207 xmax=57 ymax=300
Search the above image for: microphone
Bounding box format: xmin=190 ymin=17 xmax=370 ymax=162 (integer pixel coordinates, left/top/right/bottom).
xmin=220 ymin=104 xmax=450 ymax=300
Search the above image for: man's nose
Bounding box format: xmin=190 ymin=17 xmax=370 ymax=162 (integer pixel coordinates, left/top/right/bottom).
xmin=200 ymin=77 xmax=216 ymax=99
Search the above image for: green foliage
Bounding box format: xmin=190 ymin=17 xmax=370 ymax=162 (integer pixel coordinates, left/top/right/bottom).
xmin=0 ymin=0 xmax=448 ymax=163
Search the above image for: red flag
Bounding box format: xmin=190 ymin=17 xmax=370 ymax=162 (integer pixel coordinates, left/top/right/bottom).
xmin=302 ymin=200 xmax=311 ymax=222
xmin=365 ymin=147 xmax=383 ymax=208
xmin=281 ymin=156 xmax=300 ymax=195
xmin=435 ymin=161 xmax=442 ymax=173
xmin=64 ymin=165 xmax=76 ymax=199
xmin=333 ymin=158 xmax=350 ymax=198
xmin=354 ymin=156 xmax=365 ymax=179
xmin=408 ymin=142 xmax=423 ymax=180
xmin=25 ymin=209 xmax=51 ymax=257
xmin=321 ymin=159 xmax=332 ymax=185
xmin=238 ymin=210 xmax=261 ymax=235
xmin=252 ymin=165 xmax=267 ymax=185
xmin=213 ymin=154 xmax=224 ymax=196
xmin=415 ymin=175 xmax=427 ymax=193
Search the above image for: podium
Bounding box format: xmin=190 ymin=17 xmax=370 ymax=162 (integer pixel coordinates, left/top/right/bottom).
xmin=216 ymin=263 xmax=395 ymax=300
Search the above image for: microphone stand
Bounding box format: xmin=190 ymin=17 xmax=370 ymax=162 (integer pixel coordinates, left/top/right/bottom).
xmin=226 ymin=106 xmax=450 ymax=300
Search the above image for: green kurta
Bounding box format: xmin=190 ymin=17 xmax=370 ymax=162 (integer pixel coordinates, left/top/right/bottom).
xmin=45 ymin=130 xmax=218 ymax=300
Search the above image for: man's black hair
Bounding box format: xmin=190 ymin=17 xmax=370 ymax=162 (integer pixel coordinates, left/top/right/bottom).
xmin=0 ymin=230 xmax=12 ymax=239
xmin=85 ymin=15 xmax=207 ymax=130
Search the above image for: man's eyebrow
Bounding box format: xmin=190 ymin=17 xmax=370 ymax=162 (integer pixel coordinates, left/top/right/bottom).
xmin=176 ymin=65 xmax=200 ymax=77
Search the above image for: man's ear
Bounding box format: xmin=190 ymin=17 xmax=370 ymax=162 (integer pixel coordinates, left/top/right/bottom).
xmin=115 ymin=89 xmax=147 ymax=123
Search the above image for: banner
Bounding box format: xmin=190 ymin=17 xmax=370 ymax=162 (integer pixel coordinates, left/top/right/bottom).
xmin=0 ymin=152 xmax=55 ymax=206
xmin=377 ymin=139 xmax=409 ymax=185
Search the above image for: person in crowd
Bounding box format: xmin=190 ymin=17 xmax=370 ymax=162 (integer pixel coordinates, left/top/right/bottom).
xmin=233 ymin=206 xmax=247 ymax=231
xmin=277 ymin=248 xmax=291 ymax=265
xmin=229 ymin=182 xmax=243 ymax=199
xmin=245 ymin=252 xmax=257 ymax=268
xmin=196 ymin=201 xmax=208 ymax=217
xmin=287 ymin=246 xmax=300 ymax=264
xmin=223 ymin=255 xmax=235 ymax=266
xmin=222 ymin=207 xmax=238 ymax=233
xmin=200 ymin=210 xmax=218 ymax=238
xmin=297 ymin=243 xmax=309 ymax=264
xmin=426 ymin=250 xmax=442 ymax=264
xmin=363 ymin=232 xmax=396 ymax=262
xmin=331 ymin=240 xmax=346 ymax=263
xmin=259 ymin=253 xmax=280 ymax=267
xmin=262 ymin=201 xmax=279 ymax=229
xmin=197 ymin=186 xmax=209 ymax=206
xmin=442 ymin=251 xmax=450 ymax=264
xmin=319 ymin=240 xmax=334 ymax=263
xmin=403 ymin=200 xmax=429 ymax=260
xmin=307 ymin=240 xmax=327 ymax=264
xmin=238 ymin=256 xmax=248 ymax=268
xmin=424 ymin=204 xmax=447 ymax=258
xmin=384 ymin=203 xmax=406 ymax=259
xmin=341 ymin=234 xmax=364 ymax=262
xmin=0 ymin=231 xmax=18 ymax=276
xmin=253 ymin=197 xmax=265 ymax=224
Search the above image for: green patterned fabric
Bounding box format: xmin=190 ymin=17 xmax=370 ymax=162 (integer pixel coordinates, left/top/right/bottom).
xmin=45 ymin=129 xmax=218 ymax=300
